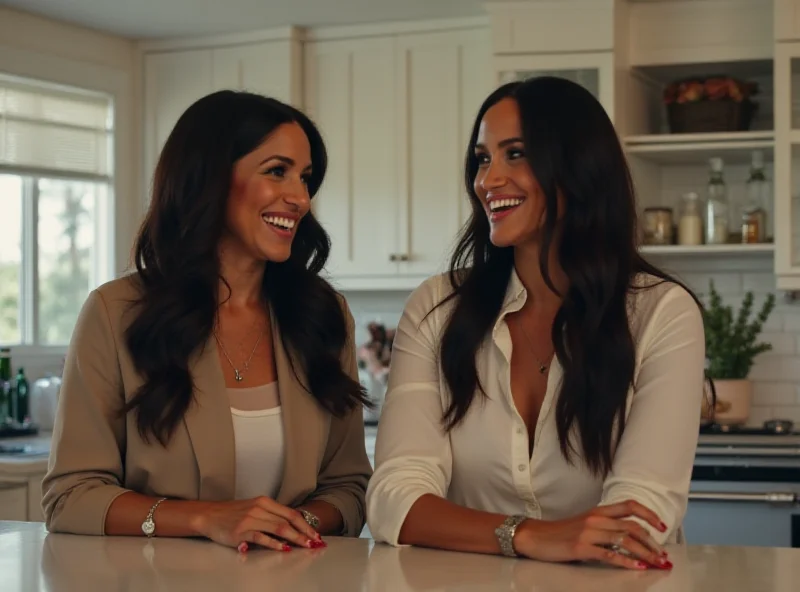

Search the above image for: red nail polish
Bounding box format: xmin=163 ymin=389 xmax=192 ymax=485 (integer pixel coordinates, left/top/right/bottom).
xmin=310 ymin=540 xmax=327 ymax=549
xmin=659 ymin=522 xmax=667 ymax=532
xmin=636 ymin=561 xmax=648 ymax=570
xmin=658 ymin=560 xmax=673 ymax=570
xmin=282 ymin=544 xmax=292 ymax=552
xmin=237 ymin=542 xmax=248 ymax=554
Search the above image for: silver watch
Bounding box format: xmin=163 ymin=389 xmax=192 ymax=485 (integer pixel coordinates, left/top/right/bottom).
xmin=494 ymin=515 xmax=527 ymax=557
xmin=141 ymin=497 xmax=167 ymax=537
xmin=300 ymin=509 xmax=320 ymax=530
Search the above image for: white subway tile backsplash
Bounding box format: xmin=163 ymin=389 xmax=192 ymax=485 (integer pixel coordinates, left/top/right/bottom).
xmin=341 ymin=255 xmax=800 ymax=426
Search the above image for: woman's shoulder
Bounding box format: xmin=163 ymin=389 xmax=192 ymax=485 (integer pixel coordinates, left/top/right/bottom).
xmin=628 ymin=273 xmax=702 ymax=336
xmin=84 ymin=272 xmax=145 ymax=327
xmin=403 ymin=271 xmax=460 ymax=323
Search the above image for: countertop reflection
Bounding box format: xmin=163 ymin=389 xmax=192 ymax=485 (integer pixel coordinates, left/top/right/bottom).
xmin=1 ymin=521 xmax=798 ymax=591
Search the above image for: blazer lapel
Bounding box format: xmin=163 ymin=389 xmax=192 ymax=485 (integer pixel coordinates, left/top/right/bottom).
xmin=183 ymin=335 xmax=236 ymax=500
xmin=273 ymin=314 xmax=327 ymax=505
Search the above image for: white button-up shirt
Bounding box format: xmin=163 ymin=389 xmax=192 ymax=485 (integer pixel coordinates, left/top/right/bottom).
xmin=366 ymin=270 xmax=705 ymax=546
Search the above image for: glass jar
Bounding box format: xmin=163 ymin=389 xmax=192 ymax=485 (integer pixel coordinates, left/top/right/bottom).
xmin=677 ymin=192 xmax=703 ymax=246
xmin=643 ymin=208 xmax=673 ymax=245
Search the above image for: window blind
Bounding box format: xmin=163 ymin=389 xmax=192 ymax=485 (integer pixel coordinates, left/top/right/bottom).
xmin=0 ymin=75 xmax=113 ymax=180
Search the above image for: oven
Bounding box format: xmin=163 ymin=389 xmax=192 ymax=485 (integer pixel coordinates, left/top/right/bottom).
xmin=683 ymin=428 xmax=800 ymax=548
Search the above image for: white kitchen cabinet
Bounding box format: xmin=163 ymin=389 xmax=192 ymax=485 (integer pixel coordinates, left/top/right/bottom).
xmin=141 ymin=32 xmax=303 ymax=204
xmin=143 ymin=49 xmax=213 ymax=197
xmin=494 ymin=52 xmax=614 ymax=123
xmin=774 ymin=41 xmax=800 ymax=289
xmin=306 ymin=28 xmax=492 ymax=288
xmin=304 ymin=37 xmax=401 ymax=282
xmin=775 ymin=0 xmax=800 ymax=42
xmin=0 ymin=482 xmax=27 ymax=521
xmin=211 ymin=40 xmax=302 ymax=106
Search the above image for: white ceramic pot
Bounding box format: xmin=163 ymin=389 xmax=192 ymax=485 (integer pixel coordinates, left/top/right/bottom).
xmin=710 ymin=379 xmax=753 ymax=425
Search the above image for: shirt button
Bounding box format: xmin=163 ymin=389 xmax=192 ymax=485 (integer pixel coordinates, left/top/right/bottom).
xmin=516 ymin=427 xmax=524 ymax=435
xmin=517 ymin=464 xmax=526 ymax=472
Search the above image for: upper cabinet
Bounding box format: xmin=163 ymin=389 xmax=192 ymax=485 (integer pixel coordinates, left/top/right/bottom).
xmin=306 ymin=23 xmax=492 ymax=289
xmin=140 ymin=29 xmax=303 ymax=204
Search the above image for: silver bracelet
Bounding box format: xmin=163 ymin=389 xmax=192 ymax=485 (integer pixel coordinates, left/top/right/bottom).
xmin=494 ymin=515 xmax=527 ymax=557
xmin=141 ymin=497 xmax=167 ymax=537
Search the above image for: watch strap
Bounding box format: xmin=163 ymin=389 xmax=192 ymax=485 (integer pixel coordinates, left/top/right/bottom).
xmin=494 ymin=514 xmax=527 ymax=557
xmin=141 ymin=497 xmax=167 ymax=537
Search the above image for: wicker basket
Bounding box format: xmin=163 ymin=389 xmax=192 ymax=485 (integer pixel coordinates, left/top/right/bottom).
xmin=666 ymin=99 xmax=757 ymax=134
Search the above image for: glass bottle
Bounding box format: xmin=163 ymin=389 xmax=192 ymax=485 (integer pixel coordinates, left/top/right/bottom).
xmin=678 ymin=192 xmax=703 ymax=245
xmin=742 ymin=150 xmax=770 ymax=243
xmin=706 ymin=157 xmax=729 ymax=244
xmin=0 ymin=348 xmax=10 ymax=423
xmin=13 ymin=367 xmax=29 ymax=425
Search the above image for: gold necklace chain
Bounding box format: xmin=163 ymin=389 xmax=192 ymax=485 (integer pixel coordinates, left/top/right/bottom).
xmin=518 ymin=323 xmax=553 ymax=375
xmin=214 ymin=327 xmax=264 ymax=382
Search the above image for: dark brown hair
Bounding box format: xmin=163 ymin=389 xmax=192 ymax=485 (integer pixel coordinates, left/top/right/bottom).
xmin=125 ymin=90 xmax=367 ymax=445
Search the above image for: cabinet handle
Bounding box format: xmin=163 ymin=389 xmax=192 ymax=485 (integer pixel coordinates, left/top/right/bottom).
xmin=389 ymin=254 xmax=410 ymax=262
xmin=689 ymin=492 xmax=798 ymax=505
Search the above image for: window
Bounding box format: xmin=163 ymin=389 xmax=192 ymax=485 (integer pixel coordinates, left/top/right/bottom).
xmin=0 ymin=74 xmax=114 ymax=347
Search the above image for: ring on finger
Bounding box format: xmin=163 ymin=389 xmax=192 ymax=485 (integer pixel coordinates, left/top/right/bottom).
xmin=610 ymin=534 xmax=625 ymax=553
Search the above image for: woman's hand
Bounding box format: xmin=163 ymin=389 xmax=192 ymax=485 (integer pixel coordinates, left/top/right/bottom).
xmin=513 ymin=500 xmax=672 ymax=570
xmin=191 ymin=497 xmax=326 ymax=552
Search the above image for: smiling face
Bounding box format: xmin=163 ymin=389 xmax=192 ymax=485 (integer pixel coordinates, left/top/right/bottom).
xmin=473 ymin=97 xmax=559 ymax=249
xmin=222 ymin=122 xmax=312 ymax=265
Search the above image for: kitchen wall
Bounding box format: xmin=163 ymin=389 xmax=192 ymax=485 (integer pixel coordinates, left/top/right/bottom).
xmin=0 ymin=6 xmax=141 ymax=382
xmin=343 ymin=253 xmax=800 ymax=428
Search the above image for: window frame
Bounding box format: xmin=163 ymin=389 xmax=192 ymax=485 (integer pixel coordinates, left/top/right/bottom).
xmin=0 ymin=73 xmax=116 ymax=351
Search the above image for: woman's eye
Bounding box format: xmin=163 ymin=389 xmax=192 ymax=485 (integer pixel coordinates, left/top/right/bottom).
xmin=475 ymin=153 xmax=490 ymax=166
xmin=507 ymin=148 xmax=525 ymax=160
xmin=264 ymin=165 xmax=286 ymax=178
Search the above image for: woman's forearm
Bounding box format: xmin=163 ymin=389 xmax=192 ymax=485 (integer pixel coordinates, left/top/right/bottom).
xmin=397 ymin=494 xmax=515 ymax=555
xmin=104 ymin=491 xmax=212 ymax=537
xmin=297 ymin=500 xmax=344 ymax=536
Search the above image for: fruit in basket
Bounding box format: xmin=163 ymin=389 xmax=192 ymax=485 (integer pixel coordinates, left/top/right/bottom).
xmin=663 ymin=76 xmax=758 ymax=104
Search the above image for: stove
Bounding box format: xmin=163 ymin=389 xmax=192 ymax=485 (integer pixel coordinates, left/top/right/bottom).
xmin=684 ymin=421 xmax=800 ymax=548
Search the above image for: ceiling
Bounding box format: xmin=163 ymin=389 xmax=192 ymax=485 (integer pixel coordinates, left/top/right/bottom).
xmin=0 ymin=0 xmax=486 ymax=39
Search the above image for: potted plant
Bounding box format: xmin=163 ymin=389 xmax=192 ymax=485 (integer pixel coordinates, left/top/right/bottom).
xmin=703 ymin=280 xmax=775 ymax=425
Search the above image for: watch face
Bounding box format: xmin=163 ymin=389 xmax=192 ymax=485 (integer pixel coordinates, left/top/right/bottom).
xmin=142 ymin=520 xmax=155 ymax=536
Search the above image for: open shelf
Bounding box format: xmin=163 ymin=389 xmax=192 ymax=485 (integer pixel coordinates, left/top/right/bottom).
xmin=624 ymin=131 xmax=774 ymax=165
xmin=640 ymin=243 xmax=774 ymax=256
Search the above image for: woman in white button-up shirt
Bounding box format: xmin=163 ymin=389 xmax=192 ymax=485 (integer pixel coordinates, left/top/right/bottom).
xmin=366 ymin=77 xmax=707 ymax=571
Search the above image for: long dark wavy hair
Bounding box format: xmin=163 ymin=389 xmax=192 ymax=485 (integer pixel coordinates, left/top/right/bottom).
xmin=436 ymin=77 xmax=711 ymax=476
xmin=125 ymin=90 xmax=368 ymax=445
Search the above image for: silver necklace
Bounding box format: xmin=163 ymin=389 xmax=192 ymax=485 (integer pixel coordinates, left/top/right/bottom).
xmin=214 ymin=327 xmax=264 ymax=382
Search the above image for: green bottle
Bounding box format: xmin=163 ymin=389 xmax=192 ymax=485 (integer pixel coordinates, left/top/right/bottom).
xmin=0 ymin=348 xmax=10 ymax=422
xmin=13 ymin=367 xmax=29 ymax=424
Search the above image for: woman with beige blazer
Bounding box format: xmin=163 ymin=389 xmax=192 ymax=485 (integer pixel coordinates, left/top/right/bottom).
xmin=42 ymin=90 xmax=372 ymax=553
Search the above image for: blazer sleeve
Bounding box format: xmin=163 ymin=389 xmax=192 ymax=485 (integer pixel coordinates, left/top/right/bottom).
xmin=303 ymin=299 xmax=372 ymax=536
xmin=41 ymin=289 xmax=130 ymax=535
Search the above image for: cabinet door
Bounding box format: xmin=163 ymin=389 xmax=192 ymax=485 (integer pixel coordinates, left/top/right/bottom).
xmin=143 ymin=49 xmax=213 ymax=199
xmin=395 ymin=29 xmax=493 ymax=277
xmin=775 ymin=0 xmax=800 ymax=42
xmin=304 ymin=38 xmax=400 ymax=282
xmin=212 ymin=40 xmax=301 ymax=106
xmin=774 ymin=42 xmax=800 ymax=289
xmin=493 ymin=52 xmax=614 ymax=122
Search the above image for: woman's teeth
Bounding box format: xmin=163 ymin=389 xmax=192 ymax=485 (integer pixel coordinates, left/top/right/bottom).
xmin=489 ymin=198 xmax=524 ymax=212
xmin=262 ymin=215 xmax=295 ymax=230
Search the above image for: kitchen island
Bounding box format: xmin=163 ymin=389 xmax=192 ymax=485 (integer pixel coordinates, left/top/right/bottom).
xmin=1 ymin=521 xmax=798 ymax=591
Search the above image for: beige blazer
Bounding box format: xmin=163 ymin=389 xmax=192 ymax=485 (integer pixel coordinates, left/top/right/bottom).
xmin=42 ymin=275 xmax=372 ymax=537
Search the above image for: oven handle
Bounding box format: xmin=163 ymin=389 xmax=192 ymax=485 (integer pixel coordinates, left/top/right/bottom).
xmin=689 ymin=492 xmax=798 ymax=504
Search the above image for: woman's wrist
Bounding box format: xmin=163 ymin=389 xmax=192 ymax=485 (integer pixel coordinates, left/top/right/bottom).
xmin=511 ymin=518 xmax=541 ymax=557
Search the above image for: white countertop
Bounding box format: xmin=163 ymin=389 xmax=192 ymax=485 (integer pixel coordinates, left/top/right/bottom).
xmin=1 ymin=521 xmax=799 ymax=591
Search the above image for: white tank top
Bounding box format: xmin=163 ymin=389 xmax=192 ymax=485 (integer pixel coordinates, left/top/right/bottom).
xmin=228 ymin=382 xmax=285 ymax=500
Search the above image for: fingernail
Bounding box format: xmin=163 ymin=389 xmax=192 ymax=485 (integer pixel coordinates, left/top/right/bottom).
xmin=310 ymin=540 xmax=327 ymax=549
xmin=658 ymin=559 xmax=673 ymax=570
xmin=282 ymin=544 xmax=291 ymax=552
xmin=659 ymin=522 xmax=667 ymax=532
xmin=237 ymin=542 xmax=248 ymax=554
xmin=314 ymin=533 xmax=322 ymax=541
xmin=636 ymin=561 xmax=648 ymax=570
xmin=661 ymin=549 xmax=669 ymax=557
